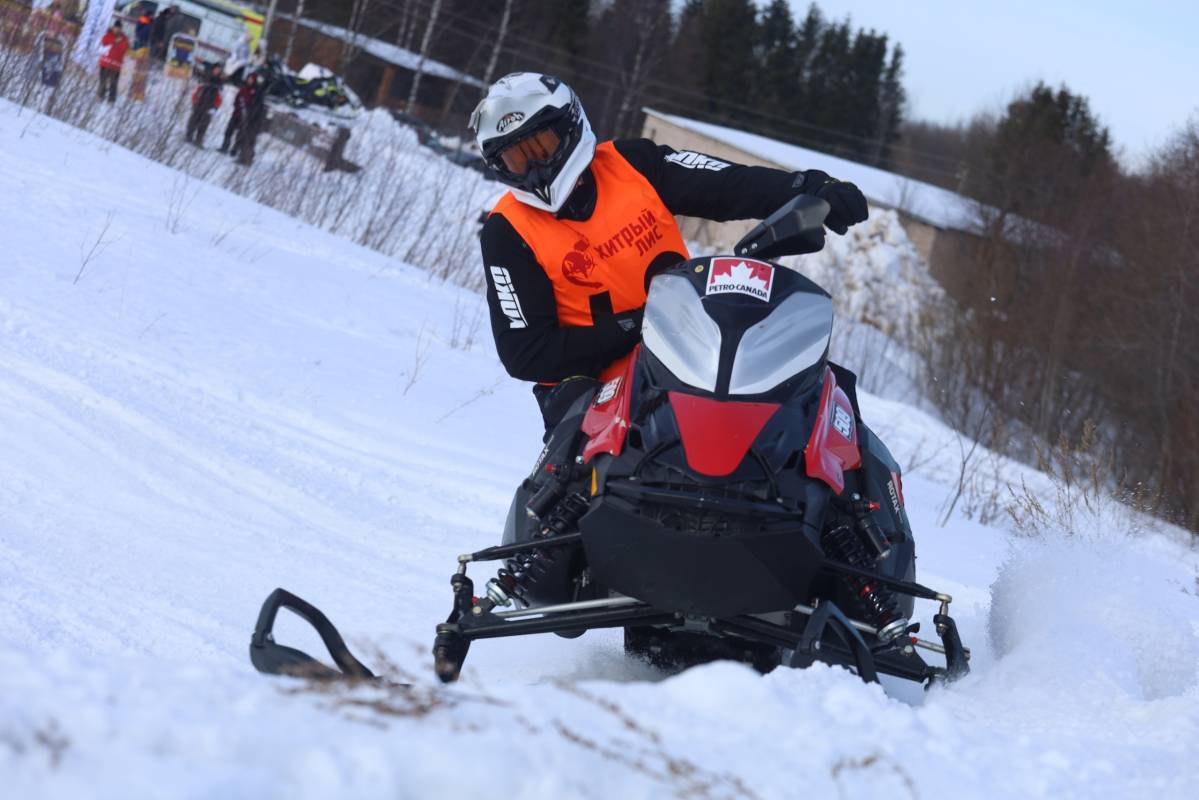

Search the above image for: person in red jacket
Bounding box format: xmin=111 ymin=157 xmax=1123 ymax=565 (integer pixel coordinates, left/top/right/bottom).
xmin=186 ymin=64 xmax=224 ymax=147
xmin=219 ymin=72 xmax=254 ymax=154
xmin=98 ymin=21 xmax=129 ymax=103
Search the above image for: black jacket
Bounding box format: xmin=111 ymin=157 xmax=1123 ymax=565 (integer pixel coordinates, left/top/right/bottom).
xmin=481 ymin=139 xmax=808 ymax=383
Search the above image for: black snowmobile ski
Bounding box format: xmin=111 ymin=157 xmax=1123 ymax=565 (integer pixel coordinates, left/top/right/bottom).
xmin=249 ymin=588 xmax=376 ymax=681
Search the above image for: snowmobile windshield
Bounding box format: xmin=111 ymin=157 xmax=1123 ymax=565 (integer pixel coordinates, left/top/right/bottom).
xmin=728 ymin=291 xmax=833 ymax=395
xmin=642 ymin=274 xmax=722 ymax=392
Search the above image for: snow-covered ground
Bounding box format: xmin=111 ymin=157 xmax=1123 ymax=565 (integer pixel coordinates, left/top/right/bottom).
xmin=2 ymin=99 xmax=1197 ymax=799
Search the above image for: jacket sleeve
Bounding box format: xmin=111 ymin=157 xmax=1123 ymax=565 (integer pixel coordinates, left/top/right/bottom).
xmin=613 ymin=138 xmax=802 ymax=222
xmin=481 ymin=213 xmax=640 ymax=383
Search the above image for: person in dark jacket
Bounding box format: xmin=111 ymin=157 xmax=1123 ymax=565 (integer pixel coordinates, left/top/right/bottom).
xmin=133 ymin=2 xmax=153 ymax=50
xmin=220 ymin=71 xmax=255 ymax=155
xmin=185 ymin=64 xmax=223 ymax=147
xmin=234 ymin=71 xmax=272 ymax=166
xmin=471 ymin=73 xmax=869 ymax=428
xmin=149 ymin=4 xmax=177 ymax=60
xmin=98 ymin=21 xmax=129 ymax=103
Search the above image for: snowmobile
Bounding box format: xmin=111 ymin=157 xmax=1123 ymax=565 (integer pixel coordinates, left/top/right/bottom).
xmin=249 ymin=194 xmax=971 ymax=687
xmin=259 ymin=58 xmax=362 ymax=121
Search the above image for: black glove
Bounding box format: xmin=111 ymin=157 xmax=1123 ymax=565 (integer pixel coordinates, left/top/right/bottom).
xmin=796 ymin=170 xmax=869 ymax=235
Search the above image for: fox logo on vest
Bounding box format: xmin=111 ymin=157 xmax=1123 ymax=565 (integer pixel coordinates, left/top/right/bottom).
xmin=562 ymin=237 xmax=602 ymax=289
xmin=706 ymin=257 xmax=774 ymax=301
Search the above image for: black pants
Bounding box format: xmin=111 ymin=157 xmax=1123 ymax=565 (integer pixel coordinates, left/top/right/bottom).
xmin=185 ymin=109 xmax=211 ymax=145
xmin=98 ymin=67 xmax=119 ymax=103
xmin=236 ymin=116 xmax=263 ymax=166
xmin=220 ymin=111 xmax=242 ymax=153
xmin=533 ymin=377 xmax=600 ymax=436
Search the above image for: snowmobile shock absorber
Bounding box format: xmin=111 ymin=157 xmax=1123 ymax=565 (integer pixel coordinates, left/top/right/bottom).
xmin=823 ymin=524 xmax=909 ymax=643
xmin=837 ymin=493 xmax=891 ymax=561
xmin=480 ymin=493 xmax=591 ymax=613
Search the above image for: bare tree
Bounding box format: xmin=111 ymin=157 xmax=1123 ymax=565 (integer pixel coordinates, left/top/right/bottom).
xmin=341 ymin=0 xmax=371 ymax=75
xmin=406 ymin=0 xmax=443 ymax=112
xmin=479 ymin=0 xmax=512 ymax=88
xmin=283 ymin=0 xmax=306 ymax=67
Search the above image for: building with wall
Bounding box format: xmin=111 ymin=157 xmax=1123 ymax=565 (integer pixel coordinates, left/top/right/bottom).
xmin=641 ymin=108 xmax=987 ymax=294
xmin=269 ymin=16 xmax=484 ymax=123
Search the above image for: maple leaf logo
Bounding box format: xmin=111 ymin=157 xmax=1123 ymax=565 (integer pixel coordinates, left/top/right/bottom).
xmin=706 ymin=257 xmax=774 ymax=301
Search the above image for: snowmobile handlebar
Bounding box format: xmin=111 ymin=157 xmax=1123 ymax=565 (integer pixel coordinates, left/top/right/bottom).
xmin=734 ymin=194 xmax=830 ymax=260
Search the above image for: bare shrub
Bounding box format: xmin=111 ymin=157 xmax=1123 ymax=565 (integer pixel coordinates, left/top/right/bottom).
xmin=73 ymin=210 xmax=116 ymax=284
xmin=435 ymin=377 xmax=502 ymax=423
xmin=831 ymin=752 xmax=918 ymax=800
xmin=400 ymin=322 xmax=432 ymax=396
xmin=1005 ymin=421 xmax=1152 ymax=539
xmin=447 ymin=296 xmax=484 ymax=351
xmin=0 ymin=20 xmax=491 ymax=297
xmin=1 ymin=718 xmax=70 ymax=769
xmin=551 ymin=680 xmax=762 ymax=800
xmin=165 ymin=173 xmax=198 ymax=234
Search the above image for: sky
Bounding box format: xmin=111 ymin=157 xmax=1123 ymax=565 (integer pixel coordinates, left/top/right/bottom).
xmin=793 ymin=0 xmax=1197 ymax=164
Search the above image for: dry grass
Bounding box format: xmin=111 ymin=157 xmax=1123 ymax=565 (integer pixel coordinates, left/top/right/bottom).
xmin=0 ymin=34 xmax=487 ymax=290
xmin=550 ymin=680 xmax=762 ymax=800
xmin=1 ymin=718 xmax=70 ymax=769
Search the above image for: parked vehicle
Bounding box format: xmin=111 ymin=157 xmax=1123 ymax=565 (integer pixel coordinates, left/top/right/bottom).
xmin=115 ymin=0 xmax=262 ymax=55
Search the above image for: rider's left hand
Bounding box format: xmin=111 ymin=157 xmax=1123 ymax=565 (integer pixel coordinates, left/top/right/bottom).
xmin=797 ymin=170 xmax=869 ymax=235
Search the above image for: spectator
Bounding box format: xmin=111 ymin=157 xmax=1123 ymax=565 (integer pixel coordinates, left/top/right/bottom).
xmin=220 ymin=71 xmax=256 ymax=155
xmin=186 ymin=64 xmax=223 ymax=147
xmin=149 ymin=4 xmax=176 ymax=60
xmin=235 ymin=70 xmax=272 ymax=166
xmin=98 ymin=21 xmax=129 ymax=103
xmin=225 ymin=32 xmax=251 ymax=84
xmin=133 ymin=3 xmax=153 ymax=51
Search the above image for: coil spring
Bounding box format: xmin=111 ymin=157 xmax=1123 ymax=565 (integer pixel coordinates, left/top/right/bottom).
xmin=485 ymin=493 xmax=590 ymax=609
xmin=823 ymin=524 xmax=907 ymax=642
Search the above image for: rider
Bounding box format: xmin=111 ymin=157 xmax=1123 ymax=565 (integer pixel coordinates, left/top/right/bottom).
xmin=473 ymin=72 xmax=869 ymax=430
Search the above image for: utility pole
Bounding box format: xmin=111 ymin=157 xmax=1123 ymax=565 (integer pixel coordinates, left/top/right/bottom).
xmin=263 ymin=0 xmax=280 ymax=50
xmin=405 ymin=0 xmax=443 ymax=112
xmin=283 ymin=0 xmax=305 ymax=67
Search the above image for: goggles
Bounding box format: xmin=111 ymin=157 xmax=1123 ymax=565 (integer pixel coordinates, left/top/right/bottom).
xmin=492 ymin=127 xmax=563 ymax=177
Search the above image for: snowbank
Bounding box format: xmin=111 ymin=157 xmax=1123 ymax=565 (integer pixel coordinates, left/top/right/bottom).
xmin=1 ymin=99 xmax=1197 ymax=799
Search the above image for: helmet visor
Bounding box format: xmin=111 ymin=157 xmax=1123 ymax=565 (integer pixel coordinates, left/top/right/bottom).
xmin=496 ymin=128 xmax=563 ymax=176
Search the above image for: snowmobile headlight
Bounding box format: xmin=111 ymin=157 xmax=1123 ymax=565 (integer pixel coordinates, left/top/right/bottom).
xmin=729 ymin=291 xmax=832 ymax=395
xmin=641 ymin=274 xmax=722 ymax=392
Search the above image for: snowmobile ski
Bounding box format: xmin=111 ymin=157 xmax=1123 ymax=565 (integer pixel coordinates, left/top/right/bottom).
xmin=249 ymin=588 xmax=376 ymax=681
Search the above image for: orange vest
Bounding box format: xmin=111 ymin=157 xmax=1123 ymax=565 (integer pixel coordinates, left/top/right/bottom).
xmin=493 ymin=141 xmax=689 ymax=327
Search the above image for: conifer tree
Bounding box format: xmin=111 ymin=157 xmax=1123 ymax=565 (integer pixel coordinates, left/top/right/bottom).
xmin=754 ymin=0 xmax=800 ymax=135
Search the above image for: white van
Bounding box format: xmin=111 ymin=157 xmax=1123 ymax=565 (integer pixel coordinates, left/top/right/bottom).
xmin=116 ymin=0 xmax=263 ymax=56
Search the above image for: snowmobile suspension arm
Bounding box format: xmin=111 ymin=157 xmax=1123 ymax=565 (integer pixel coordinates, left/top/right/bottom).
xmin=449 ymin=604 xmax=676 ymax=640
xmin=818 ymin=559 xmax=945 ymax=601
xmin=457 ymin=532 xmax=583 ymax=567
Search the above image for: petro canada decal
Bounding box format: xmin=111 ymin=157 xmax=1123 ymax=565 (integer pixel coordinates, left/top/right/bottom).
xmin=705 ymin=257 xmax=774 ymax=302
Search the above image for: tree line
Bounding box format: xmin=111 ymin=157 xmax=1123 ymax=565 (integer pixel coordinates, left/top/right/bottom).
xmin=294 ymin=1 xmax=1199 ymax=533
xmin=295 ymin=0 xmax=907 ymax=167
xmin=918 ymin=82 xmax=1199 ymax=533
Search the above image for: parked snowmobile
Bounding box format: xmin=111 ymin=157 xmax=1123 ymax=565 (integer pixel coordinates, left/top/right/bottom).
xmin=254 ymin=58 xmax=362 ymax=122
xmin=249 ymin=195 xmax=970 ymax=687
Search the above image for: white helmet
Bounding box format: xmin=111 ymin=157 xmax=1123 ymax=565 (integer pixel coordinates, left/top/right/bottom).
xmin=470 ymin=72 xmax=596 ymax=213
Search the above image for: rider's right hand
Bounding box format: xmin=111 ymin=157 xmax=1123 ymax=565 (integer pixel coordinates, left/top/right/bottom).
xmin=796 ymin=170 xmax=869 ymax=235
